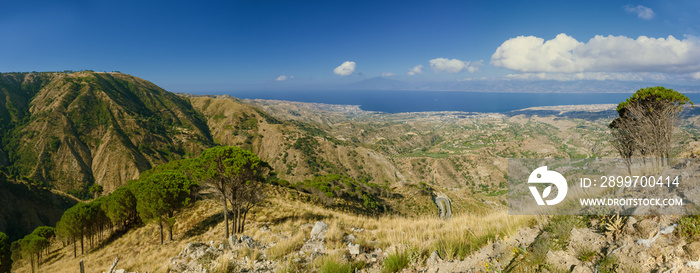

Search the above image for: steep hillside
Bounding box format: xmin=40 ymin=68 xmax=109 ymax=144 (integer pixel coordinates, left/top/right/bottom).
xmin=0 ymin=174 xmax=79 ymax=241
xmin=0 ymin=72 xmax=213 ymax=198
xmin=189 ymin=95 xmax=403 ymax=184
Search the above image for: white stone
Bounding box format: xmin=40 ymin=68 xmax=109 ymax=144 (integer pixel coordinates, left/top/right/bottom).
xmin=348 ymin=242 xmax=361 ymax=255
xmin=310 ymin=221 xmax=328 ymax=239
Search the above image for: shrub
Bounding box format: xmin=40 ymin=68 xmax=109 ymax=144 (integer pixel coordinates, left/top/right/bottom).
xmin=545 ymin=216 xmax=584 ymax=250
xmin=575 ymin=244 xmax=598 ymax=263
xmin=677 ymin=215 xmax=700 ymax=240
xmin=434 ymin=232 xmax=495 ymax=261
xmin=383 ymin=250 xmax=410 ymax=273
xmin=597 ymin=254 xmax=619 ymax=273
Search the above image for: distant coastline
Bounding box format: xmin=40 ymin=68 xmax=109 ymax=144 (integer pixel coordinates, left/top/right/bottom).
xmin=225 ymin=90 xmax=700 ymax=114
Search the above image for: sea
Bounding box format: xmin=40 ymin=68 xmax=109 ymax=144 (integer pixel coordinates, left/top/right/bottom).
xmin=225 ymin=90 xmax=700 ymax=114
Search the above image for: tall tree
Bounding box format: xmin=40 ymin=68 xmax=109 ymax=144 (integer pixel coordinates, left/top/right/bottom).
xmin=19 ymin=234 xmax=48 ymax=273
xmin=102 ymin=186 xmax=139 ymax=231
xmin=133 ymin=170 xmax=196 ymax=244
xmin=30 ymin=226 xmax=55 ymax=257
xmin=56 ymin=204 xmax=85 ymax=257
xmin=611 ymin=87 xmax=693 ymax=164
xmin=609 ymin=117 xmax=636 ymax=173
xmin=193 ymin=146 xmax=271 ymax=238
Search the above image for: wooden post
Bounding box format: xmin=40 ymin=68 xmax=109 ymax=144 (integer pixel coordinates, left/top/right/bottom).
xmin=79 ymin=259 xmax=85 ymax=273
xmin=108 ymin=257 xmax=120 ymax=273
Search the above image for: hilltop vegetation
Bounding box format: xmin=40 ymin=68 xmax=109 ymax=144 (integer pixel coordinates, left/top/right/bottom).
xmin=0 ymin=72 xmax=212 ymax=199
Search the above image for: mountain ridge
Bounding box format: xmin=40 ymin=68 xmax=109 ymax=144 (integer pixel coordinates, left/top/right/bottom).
xmin=0 ymin=72 xmax=214 ymax=198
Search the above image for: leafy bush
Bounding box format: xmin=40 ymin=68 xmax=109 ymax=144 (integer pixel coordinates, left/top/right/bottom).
xmin=677 ymin=215 xmax=700 ymax=240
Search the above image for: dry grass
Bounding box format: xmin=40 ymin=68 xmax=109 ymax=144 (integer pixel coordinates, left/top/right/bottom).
xmin=13 ymin=199 xmax=227 ymax=273
xmin=255 ymin=197 xmax=535 ymax=263
xmin=14 ymin=193 xmax=534 ymax=272
xmin=267 ymin=231 xmax=306 ymax=260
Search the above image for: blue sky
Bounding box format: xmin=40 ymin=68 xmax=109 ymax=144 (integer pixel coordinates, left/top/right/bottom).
xmin=1 ymin=0 xmax=700 ymax=92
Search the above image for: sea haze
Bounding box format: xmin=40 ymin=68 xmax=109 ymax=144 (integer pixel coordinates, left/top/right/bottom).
xmin=226 ymin=90 xmax=700 ymax=113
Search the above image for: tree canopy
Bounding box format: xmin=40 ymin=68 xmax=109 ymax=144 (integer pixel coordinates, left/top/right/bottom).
xmin=193 ymin=146 xmax=271 ymax=237
xmin=610 ymin=86 xmax=693 ymax=169
xmin=102 ymin=186 xmax=139 ymax=231
xmin=133 ymin=170 xmax=197 ymax=244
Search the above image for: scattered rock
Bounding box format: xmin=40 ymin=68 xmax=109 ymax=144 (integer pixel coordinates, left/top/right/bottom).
xmin=310 ymin=221 xmax=328 ymax=239
xmin=685 ymin=242 xmax=700 ymax=261
xmin=310 ymin=251 xmax=325 ymax=260
xmin=348 ymin=242 xmax=361 ymax=255
xmin=659 ymin=224 xmax=677 ymax=235
xmin=345 ymin=234 xmax=356 ymax=242
xmin=624 ymin=216 xmax=637 ymax=234
xmin=427 ymin=250 xmax=442 ymax=265
xmin=688 ymin=261 xmax=700 ymax=270
xmin=169 ymin=242 xmax=224 ymax=273
xmin=228 ymin=235 xmax=238 ymax=249
xmin=102 ymin=269 xmax=136 ymax=273
xmin=350 ymin=227 xmax=364 ymax=233
xmin=227 ymin=234 xmax=261 ymax=249
xmin=637 ymin=234 xmax=659 ymax=247
xmin=301 ymin=239 xmax=325 ymax=254
xmin=637 ymin=223 xmax=677 ymax=247
xmin=240 ymin=235 xmax=261 ymax=248
xmin=635 ymin=219 xmax=657 ymax=239
xmin=301 ymin=221 xmax=328 ymax=257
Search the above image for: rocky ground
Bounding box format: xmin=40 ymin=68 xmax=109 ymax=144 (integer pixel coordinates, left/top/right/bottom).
xmin=103 ymin=214 xmax=700 ymax=273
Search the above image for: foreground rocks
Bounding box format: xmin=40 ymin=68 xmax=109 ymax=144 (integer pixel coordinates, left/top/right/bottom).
xmin=160 ymin=215 xmax=700 ymax=273
xmin=167 ymin=222 xmax=333 ymax=272
xmin=422 ymin=215 xmax=700 ymax=273
xmin=169 ymin=242 xmax=225 ymax=273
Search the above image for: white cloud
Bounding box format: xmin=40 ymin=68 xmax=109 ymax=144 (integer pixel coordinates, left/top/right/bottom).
xmin=491 ymin=33 xmax=700 ymax=74
xmin=458 ymin=76 xmax=488 ymax=82
xmin=275 ymin=75 xmax=294 ymax=81
xmin=625 ymin=5 xmax=654 ymax=20
xmin=333 ymin=61 xmax=356 ymax=76
xmin=504 ymin=72 xmax=670 ymax=82
xmin=429 ymin=58 xmax=483 ymax=73
xmin=381 ymin=72 xmax=396 ymax=77
xmin=407 ymin=65 xmax=423 ymax=75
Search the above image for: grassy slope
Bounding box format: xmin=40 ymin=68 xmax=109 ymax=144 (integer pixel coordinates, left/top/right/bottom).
xmin=189 ymin=95 xmax=401 ymax=185
xmin=11 ymin=185 xmax=533 ymax=273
